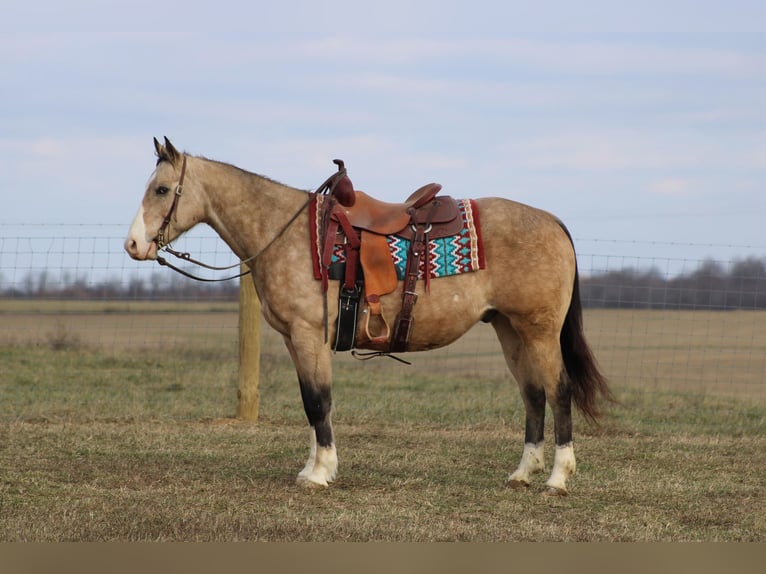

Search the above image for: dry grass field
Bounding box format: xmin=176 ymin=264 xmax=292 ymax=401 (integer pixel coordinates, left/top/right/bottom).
xmin=1 ymin=300 xmax=764 ymax=541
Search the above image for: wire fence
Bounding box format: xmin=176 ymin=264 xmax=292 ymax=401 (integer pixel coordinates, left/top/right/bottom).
xmin=1 ymin=224 xmax=765 ymax=402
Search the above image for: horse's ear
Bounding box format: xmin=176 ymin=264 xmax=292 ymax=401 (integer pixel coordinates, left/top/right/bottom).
xmin=153 ymin=136 xmax=180 ymax=165
xmin=164 ymin=137 xmax=181 ymax=164
xmin=153 ymin=137 xmax=164 ymax=160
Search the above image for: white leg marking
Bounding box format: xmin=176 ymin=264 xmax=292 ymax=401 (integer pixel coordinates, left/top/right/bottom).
xmin=297 ymin=427 xmax=318 ymax=479
xmin=545 ymin=443 xmax=576 ymax=495
xmin=296 ymin=428 xmax=338 ymax=488
xmin=507 ymin=442 xmax=545 ymax=488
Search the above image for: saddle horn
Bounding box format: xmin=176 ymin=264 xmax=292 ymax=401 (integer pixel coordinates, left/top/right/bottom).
xmin=330 ymin=159 xmax=355 ymax=207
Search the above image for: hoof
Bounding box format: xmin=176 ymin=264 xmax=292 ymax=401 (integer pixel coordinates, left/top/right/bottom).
xmin=296 ymin=476 xmax=329 ymax=489
xmin=543 ymin=485 xmax=568 ymax=497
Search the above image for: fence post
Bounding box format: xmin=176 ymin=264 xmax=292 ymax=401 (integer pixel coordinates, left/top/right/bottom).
xmin=237 ymin=264 xmax=260 ymax=421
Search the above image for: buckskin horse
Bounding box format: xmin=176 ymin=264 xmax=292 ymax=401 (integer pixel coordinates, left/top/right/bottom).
xmin=125 ymin=137 xmax=612 ymax=495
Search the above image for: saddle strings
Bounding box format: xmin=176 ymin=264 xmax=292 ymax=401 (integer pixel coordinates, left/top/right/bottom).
xmin=350 ymin=350 xmax=412 ymax=365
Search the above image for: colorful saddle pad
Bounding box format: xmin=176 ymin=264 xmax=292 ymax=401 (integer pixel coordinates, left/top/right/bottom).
xmin=310 ymin=196 xmax=485 ymax=281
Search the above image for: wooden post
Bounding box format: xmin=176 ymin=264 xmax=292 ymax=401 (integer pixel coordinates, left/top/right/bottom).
xmin=237 ymin=264 xmax=260 ymax=421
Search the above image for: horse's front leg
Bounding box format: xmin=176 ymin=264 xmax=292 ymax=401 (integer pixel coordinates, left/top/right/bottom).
xmin=283 ymin=330 xmax=338 ymax=488
xmin=296 ymin=374 xmax=337 ymax=487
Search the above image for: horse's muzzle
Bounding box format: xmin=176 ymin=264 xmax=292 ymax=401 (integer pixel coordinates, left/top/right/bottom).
xmin=125 ymin=204 xmax=159 ymax=261
xmin=124 ymin=236 xmax=158 ymax=261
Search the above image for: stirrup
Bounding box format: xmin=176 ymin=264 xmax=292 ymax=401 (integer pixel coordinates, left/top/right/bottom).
xmin=363 ymin=309 xmax=391 ymax=344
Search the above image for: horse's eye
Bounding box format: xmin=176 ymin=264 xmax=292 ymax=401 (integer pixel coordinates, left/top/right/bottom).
xmin=156 ymin=186 xmax=170 ymax=196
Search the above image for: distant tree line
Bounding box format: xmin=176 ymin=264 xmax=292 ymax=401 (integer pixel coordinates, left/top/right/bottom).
xmin=1 ymin=270 xmax=239 ymax=301
xmin=4 ymin=256 xmax=766 ymax=310
xmin=580 ymin=256 xmax=766 ymax=310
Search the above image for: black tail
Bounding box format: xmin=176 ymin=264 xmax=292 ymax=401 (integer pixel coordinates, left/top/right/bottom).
xmin=557 ymin=223 xmax=614 ymax=423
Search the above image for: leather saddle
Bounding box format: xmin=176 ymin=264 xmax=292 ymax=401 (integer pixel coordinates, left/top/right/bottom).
xmin=318 ymin=160 xmax=461 ymax=352
xmin=333 ymin=185 xmax=462 ymax=240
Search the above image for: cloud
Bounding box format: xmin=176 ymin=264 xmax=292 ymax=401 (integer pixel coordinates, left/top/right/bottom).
xmin=746 ymin=134 xmax=766 ymax=168
xmin=499 ymin=38 xmax=766 ymax=77
xmin=499 ymin=131 xmax=682 ymax=171
xmin=0 ymin=135 xmax=149 ymax=206
xmin=648 ymin=178 xmax=696 ymax=197
xmin=290 ymin=35 xmax=766 ymax=79
xmin=497 ymin=128 xmax=766 ymax=173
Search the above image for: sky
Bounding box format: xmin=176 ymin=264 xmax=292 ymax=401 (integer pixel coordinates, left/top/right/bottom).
xmin=2 ymin=0 xmax=766 ymax=270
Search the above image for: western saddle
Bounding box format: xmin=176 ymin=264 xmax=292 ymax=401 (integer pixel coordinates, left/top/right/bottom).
xmin=317 ymin=160 xmax=461 ymax=353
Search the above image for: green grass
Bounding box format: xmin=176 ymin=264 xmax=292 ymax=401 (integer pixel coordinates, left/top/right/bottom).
xmin=0 ymin=307 xmax=765 ymax=541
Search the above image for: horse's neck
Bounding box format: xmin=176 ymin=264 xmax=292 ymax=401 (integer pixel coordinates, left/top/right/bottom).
xmin=196 ymin=158 xmax=308 ymax=261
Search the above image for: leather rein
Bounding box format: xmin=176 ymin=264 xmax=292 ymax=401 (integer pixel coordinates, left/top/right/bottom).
xmin=153 ymin=155 xmax=342 ymax=282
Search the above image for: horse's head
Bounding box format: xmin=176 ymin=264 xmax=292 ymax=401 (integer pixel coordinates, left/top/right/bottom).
xmin=124 ymin=137 xmax=204 ymax=260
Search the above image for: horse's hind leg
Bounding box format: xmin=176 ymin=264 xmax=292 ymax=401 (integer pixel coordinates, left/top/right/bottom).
xmin=493 ymin=315 xmax=546 ymax=487
xmin=283 ymin=329 xmax=338 ymax=488
xmin=546 ymin=371 xmax=575 ymax=496
xmin=493 ymin=314 xmax=576 ymax=495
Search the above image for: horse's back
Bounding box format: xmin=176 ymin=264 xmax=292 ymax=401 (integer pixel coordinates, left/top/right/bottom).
xmin=475 ymin=196 xmax=574 ymax=256
xmin=473 ymin=196 xmax=577 ymax=320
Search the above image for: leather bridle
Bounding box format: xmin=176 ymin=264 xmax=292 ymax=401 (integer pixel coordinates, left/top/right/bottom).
xmin=153 ymin=154 xmax=257 ymax=281
xmin=155 ymin=154 xmax=187 ymax=250
xmin=151 ymin=156 xmax=344 ymax=283
xmin=150 ymin=154 xmax=248 ymax=282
